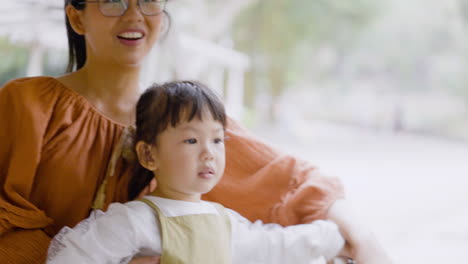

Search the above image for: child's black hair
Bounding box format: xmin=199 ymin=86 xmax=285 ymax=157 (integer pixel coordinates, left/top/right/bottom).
xmin=128 ymin=81 xmax=227 ymax=200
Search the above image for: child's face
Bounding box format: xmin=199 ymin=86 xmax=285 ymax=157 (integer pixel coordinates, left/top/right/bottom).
xmin=151 ymin=112 xmax=226 ymax=202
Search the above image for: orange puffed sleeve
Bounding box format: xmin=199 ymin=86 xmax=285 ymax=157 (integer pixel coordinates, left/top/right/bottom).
xmin=204 ymin=118 xmax=345 ymax=226
xmin=0 ymin=79 xmax=54 ymax=263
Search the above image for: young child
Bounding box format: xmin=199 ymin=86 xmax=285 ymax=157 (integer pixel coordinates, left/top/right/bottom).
xmin=46 ymin=81 xmax=346 ymax=264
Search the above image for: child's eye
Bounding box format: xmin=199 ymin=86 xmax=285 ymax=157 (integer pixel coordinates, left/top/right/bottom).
xmin=183 ymin=138 xmax=197 ymax=144
xmin=214 ymin=138 xmax=224 ymax=144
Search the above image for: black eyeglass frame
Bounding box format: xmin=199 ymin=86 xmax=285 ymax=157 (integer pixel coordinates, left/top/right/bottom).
xmin=76 ymin=0 xmax=167 ymax=17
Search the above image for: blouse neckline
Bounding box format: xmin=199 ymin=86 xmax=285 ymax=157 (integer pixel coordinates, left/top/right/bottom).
xmin=48 ymin=76 xmax=134 ymax=128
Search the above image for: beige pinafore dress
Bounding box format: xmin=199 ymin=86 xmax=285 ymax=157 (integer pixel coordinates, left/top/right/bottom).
xmin=139 ymin=198 xmax=232 ymax=264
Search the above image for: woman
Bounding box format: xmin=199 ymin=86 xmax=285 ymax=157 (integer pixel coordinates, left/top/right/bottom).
xmin=0 ymin=0 xmax=391 ymax=263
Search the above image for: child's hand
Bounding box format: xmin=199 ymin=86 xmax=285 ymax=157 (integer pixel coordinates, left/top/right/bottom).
xmin=129 ymin=256 xmax=160 ymax=264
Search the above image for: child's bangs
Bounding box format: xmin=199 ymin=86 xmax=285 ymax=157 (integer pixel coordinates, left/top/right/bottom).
xmin=164 ymin=82 xmax=226 ymax=129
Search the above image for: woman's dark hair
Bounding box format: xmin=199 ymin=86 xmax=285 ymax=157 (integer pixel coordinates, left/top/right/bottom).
xmin=64 ymin=0 xmax=172 ymax=73
xmin=65 ymin=0 xmax=86 ymax=72
xmin=128 ymin=81 xmax=227 ymax=200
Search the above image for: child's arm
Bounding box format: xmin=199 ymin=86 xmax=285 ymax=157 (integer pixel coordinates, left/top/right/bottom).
xmin=226 ymin=209 xmax=345 ymax=263
xmin=46 ymin=202 xmax=162 ymax=264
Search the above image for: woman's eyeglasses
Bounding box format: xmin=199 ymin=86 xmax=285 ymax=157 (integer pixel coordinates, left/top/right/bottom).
xmin=77 ymin=0 xmax=167 ymax=17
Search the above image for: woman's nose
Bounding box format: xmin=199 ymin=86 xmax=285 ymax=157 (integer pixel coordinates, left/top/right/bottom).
xmin=121 ymin=0 xmax=144 ymax=22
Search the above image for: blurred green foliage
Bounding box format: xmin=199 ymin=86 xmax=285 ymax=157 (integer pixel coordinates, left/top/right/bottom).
xmin=233 ymin=0 xmax=376 ymax=115
xmin=0 ymin=38 xmax=67 ymax=86
xmin=0 ymin=38 xmax=29 ymax=85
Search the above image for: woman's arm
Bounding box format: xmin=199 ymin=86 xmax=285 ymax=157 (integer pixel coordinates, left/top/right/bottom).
xmin=0 ymin=229 xmax=52 ymax=264
xmin=0 ymin=79 xmax=55 ymax=264
xmin=327 ymin=199 xmax=393 ymax=264
xmin=129 ymin=256 xmax=161 ymax=264
xmin=205 ymin=118 xmax=344 ymax=225
xmin=208 ymin=118 xmax=391 ymax=263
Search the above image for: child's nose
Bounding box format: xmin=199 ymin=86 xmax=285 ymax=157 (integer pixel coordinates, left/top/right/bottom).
xmin=201 ymin=146 xmax=214 ymax=161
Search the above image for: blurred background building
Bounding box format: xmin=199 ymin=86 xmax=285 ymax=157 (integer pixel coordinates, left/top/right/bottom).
xmin=1 ymin=0 xmax=467 ymax=263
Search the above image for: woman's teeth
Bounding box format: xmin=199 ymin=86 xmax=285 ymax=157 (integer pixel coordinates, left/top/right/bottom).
xmin=118 ymin=32 xmax=143 ymax=39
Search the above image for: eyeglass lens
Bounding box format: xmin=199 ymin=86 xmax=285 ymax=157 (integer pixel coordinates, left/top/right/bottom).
xmin=99 ymin=0 xmax=165 ymax=16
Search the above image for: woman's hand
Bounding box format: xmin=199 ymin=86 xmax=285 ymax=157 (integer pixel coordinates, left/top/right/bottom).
xmin=129 ymin=256 xmax=160 ymax=264
xmin=350 ymin=240 xmax=391 ymax=264
xmin=327 ymin=199 xmax=393 ymax=264
xmin=338 ymin=241 xmax=353 ymax=259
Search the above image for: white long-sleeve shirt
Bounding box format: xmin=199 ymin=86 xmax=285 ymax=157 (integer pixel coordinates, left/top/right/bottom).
xmin=47 ymin=196 xmax=344 ymax=264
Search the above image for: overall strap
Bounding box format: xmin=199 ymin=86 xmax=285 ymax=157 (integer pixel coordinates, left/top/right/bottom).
xmin=138 ymin=198 xmax=164 ymax=217
xmin=209 ymin=202 xmax=232 ymax=233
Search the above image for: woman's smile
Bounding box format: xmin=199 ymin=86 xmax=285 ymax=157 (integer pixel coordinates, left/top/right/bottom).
xmin=117 ymin=29 xmax=146 ymax=46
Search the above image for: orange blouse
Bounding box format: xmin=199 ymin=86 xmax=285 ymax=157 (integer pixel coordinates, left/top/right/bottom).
xmin=0 ymin=77 xmax=344 ymax=263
